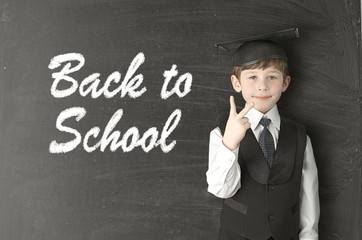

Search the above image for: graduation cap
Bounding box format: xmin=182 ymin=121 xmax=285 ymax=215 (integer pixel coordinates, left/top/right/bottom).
xmin=215 ymin=28 xmax=299 ymax=67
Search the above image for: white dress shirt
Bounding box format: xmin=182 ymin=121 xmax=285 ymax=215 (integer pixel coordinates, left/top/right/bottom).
xmin=206 ymin=105 xmax=320 ymax=240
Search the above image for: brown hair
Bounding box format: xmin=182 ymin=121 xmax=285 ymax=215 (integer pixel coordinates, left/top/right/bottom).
xmin=232 ymin=58 xmax=289 ymax=80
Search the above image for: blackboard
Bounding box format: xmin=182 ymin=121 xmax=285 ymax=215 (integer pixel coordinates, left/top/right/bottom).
xmin=0 ymin=0 xmax=360 ymax=239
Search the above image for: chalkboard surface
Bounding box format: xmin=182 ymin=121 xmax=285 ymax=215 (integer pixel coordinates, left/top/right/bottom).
xmin=0 ymin=0 xmax=360 ymax=239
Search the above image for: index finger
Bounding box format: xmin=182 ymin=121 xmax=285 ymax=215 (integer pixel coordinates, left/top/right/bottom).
xmin=237 ymin=102 xmax=254 ymax=118
xmin=229 ymin=96 xmax=237 ymax=116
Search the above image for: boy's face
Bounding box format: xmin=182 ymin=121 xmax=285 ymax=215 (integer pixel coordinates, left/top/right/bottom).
xmin=231 ymin=66 xmax=290 ymax=113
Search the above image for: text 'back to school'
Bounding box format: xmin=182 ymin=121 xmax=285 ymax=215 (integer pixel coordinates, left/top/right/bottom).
xmin=48 ymin=52 xmax=193 ymax=154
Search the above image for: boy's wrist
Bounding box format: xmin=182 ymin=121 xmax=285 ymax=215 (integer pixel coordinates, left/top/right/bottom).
xmin=222 ymin=138 xmax=239 ymax=151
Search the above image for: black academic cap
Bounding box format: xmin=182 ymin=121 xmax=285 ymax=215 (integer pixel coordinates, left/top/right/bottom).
xmin=215 ymin=28 xmax=299 ymax=67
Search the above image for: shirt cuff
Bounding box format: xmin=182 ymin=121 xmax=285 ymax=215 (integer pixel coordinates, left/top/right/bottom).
xmin=215 ymin=141 xmax=239 ymax=169
xmin=299 ymin=235 xmax=318 ymax=240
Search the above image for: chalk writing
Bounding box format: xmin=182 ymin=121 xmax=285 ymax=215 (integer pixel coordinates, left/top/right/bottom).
xmin=49 ymin=107 xmax=181 ymax=153
xmin=161 ymin=64 xmax=193 ymax=99
xmin=48 ymin=52 xmax=191 ymax=154
xmin=48 ymin=52 xmax=147 ymax=99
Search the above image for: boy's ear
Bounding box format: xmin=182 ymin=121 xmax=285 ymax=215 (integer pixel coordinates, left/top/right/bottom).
xmin=231 ymin=75 xmax=242 ymax=92
xmin=282 ymin=76 xmax=291 ymax=92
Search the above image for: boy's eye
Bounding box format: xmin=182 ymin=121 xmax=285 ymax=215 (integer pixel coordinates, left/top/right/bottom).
xmin=249 ymin=76 xmax=256 ymax=80
xmin=268 ymin=76 xmax=277 ymax=80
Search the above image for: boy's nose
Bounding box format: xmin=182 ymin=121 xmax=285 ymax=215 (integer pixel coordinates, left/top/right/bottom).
xmin=258 ymin=79 xmax=268 ymax=91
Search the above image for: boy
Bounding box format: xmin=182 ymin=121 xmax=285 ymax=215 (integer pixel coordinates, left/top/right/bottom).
xmin=206 ymin=31 xmax=320 ymax=240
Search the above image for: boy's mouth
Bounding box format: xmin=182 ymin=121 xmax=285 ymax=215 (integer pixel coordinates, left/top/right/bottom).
xmin=253 ymin=96 xmax=271 ymax=100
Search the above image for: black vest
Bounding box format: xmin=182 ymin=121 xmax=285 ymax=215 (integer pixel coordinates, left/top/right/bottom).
xmin=218 ymin=116 xmax=306 ymax=240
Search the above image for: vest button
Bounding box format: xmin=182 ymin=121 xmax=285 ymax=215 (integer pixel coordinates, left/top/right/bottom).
xmin=269 ymin=215 xmax=276 ymax=221
xmin=269 ymin=185 xmax=274 ymax=191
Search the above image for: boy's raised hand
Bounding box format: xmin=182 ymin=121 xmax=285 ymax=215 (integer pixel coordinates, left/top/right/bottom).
xmin=222 ymin=96 xmax=254 ymax=151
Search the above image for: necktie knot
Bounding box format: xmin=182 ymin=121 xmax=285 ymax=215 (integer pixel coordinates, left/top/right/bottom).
xmin=259 ymin=118 xmax=271 ymax=128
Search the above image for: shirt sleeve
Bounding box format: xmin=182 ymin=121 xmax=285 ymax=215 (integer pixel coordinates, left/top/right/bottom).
xmin=206 ymin=127 xmax=241 ymax=199
xmin=299 ymin=135 xmax=320 ymax=240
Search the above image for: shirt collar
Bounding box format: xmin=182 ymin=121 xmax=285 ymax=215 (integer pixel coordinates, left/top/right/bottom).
xmin=245 ymin=104 xmax=281 ymax=131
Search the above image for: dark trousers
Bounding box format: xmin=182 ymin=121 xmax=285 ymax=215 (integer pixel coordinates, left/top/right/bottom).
xmin=219 ymin=227 xmax=274 ymax=240
xmin=219 ymin=226 xmax=299 ymax=240
xmin=239 ymin=236 xmax=274 ymax=240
